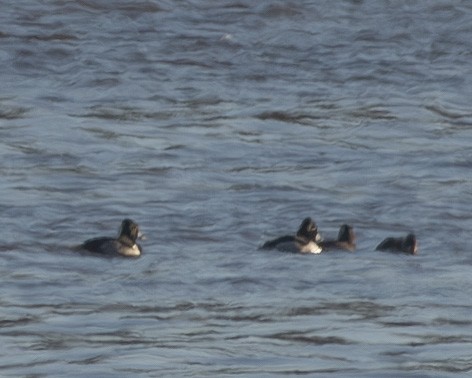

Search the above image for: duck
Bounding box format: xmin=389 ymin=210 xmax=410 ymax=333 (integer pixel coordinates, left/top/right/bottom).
xmin=261 ymin=217 xmax=322 ymax=254
xmin=81 ymin=219 xmax=142 ymax=257
xmin=318 ymin=224 xmax=356 ymax=252
xmin=376 ymin=233 xmax=417 ymax=255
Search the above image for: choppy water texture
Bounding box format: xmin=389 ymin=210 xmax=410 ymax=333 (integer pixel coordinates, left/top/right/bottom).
xmin=1 ymin=1 xmax=472 ymax=376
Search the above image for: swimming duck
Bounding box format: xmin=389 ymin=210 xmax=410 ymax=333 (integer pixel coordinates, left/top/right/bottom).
xmin=81 ymin=219 xmax=142 ymax=257
xmin=261 ymin=217 xmax=322 ymax=254
xmin=319 ymin=224 xmax=356 ymax=252
xmin=376 ymin=233 xmax=417 ymax=255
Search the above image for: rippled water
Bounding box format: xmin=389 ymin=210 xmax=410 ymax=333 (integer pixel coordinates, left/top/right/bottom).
xmin=1 ymin=1 xmax=472 ymax=376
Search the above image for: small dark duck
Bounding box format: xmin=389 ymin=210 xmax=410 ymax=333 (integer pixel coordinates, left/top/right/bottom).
xmin=319 ymin=224 xmax=356 ymax=252
xmin=261 ymin=217 xmax=322 ymax=254
xmin=81 ymin=219 xmax=142 ymax=257
xmin=376 ymin=233 xmax=417 ymax=255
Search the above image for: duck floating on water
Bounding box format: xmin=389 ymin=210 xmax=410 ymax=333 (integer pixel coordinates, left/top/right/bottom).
xmin=376 ymin=233 xmax=417 ymax=255
xmin=319 ymin=224 xmax=356 ymax=252
xmin=81 ymin=218 xmax=143 ymax=257
xmin=261 ymin=217 xmax=322 ymax=254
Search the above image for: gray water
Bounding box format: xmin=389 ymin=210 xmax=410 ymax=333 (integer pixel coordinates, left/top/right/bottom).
xmin=1 ymin=1 xmax=471 ymax=376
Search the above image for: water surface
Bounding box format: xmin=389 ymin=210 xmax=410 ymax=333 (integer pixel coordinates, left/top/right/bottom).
xmin=1 ymin=1 xmax=471 ymax=376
